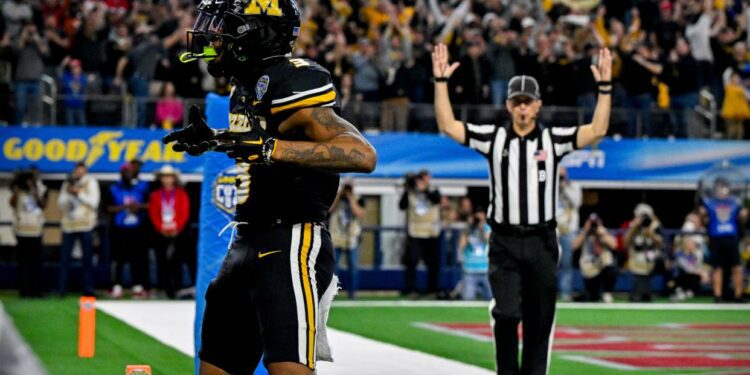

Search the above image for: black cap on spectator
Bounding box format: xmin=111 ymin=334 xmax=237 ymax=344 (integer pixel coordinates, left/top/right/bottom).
xmin=507 ymin=75 xmax=540 ymax=100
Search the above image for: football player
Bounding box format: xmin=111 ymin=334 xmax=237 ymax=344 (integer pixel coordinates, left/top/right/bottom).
xmin=163 ymin=0 xmax=377 ymax=374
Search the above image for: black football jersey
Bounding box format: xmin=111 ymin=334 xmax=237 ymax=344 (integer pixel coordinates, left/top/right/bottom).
xmin=227 ymin=57 xmax=340 ymax=226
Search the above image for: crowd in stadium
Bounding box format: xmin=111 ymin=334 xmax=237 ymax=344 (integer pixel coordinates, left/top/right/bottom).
xmin=2 ymin=0 xmax=750 ymax=137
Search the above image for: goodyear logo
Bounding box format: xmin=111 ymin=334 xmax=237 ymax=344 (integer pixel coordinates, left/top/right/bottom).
xmin=2 ymin=131 xmax=185 ymax=167
xmin=212 ymin=166 xmax=238 ymax=216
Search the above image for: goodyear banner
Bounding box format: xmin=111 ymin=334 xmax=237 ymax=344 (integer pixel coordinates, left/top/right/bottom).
xmin=0 ymin=127 xmax=204 ymax=174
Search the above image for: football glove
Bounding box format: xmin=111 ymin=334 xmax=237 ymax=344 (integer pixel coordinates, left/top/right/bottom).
xmin=214 ymin=124 xmax=277 ymax=165
xmin=162 ymin=105 xmax=218 ymax=156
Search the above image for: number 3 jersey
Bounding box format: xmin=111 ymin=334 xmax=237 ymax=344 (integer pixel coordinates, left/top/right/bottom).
xmin=227 ymin=57 xmax=340 ymax=226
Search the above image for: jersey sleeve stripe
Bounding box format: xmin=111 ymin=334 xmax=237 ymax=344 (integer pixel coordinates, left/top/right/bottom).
xmin=551 ymin=126 xmax=577 ymax=136
xmin=270 ymin=91 xmax=337 ymax=114
xmin=271 ymin=83 xmax=334 ymax=105
xmin=467 ymin=123 xmax=496 ymax=134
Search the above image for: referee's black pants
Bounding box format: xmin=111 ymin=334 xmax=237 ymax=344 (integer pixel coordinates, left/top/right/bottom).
xmin=489 ymin=228 xmax=558 ymax=375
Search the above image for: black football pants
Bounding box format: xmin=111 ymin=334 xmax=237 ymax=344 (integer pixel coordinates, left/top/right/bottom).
xmin=488 ymin=228 xmax=558 ymax=375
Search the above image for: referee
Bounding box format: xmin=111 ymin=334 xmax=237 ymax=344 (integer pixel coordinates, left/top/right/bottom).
xmin=432 ymin=44 xmax=612 ymax=374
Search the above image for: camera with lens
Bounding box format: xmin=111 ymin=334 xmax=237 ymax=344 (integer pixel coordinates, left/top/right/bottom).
xmin=404 ymin=172 xmax=418 ymax=191
xmin=640 ymin=214 xmax=652 ymax=228
xmin=586 ymin=213 xmax=600 ymax=235
xmin=11 ymin=170 xmax=34 ymax=192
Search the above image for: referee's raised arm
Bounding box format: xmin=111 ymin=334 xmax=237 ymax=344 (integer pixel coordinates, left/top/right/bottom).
xmin=575 ymin=48 xmax=614 ymax=148
xmin=431 ymin=43 xmax=465 ymax=144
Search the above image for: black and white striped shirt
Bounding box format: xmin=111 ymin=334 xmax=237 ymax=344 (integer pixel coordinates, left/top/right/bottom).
xmin=463 ymin=122 xmax=579 ymax=226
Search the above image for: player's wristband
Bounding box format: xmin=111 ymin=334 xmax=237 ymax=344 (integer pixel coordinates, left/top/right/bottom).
xmin=597 ymin=81 xmax=612 ymax=86
xmin=434 ymin=77 xmax=449 ymax=82
xmin=598 ymin=89 xmax=612 ymax=95
xmin=262 ymin=137 xmax=277 ymax=164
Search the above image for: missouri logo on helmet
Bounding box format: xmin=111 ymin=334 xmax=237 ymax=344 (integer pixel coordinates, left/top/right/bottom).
xmin=182 ymin=0 xmax=302 ymax=75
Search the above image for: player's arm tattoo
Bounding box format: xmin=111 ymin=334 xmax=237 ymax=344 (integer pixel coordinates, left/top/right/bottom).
xmin=274 ymin=108 xmax=377 ymax=172
xmin=280 ymin=144 xmax=367 ymax=168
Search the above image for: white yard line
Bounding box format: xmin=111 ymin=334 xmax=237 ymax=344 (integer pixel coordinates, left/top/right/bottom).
xmin=333 ymin=300 xmax=750 ymax=311
xmin=98 ymin=301 xmax=494 ymax=375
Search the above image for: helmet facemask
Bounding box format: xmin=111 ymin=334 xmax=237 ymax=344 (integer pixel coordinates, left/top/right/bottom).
xmin=182 ymin=0 xmax=301 ymax=77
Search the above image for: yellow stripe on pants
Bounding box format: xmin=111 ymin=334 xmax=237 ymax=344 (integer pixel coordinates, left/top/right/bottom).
xmin=300 ymin=223 xmax=316 ymax=369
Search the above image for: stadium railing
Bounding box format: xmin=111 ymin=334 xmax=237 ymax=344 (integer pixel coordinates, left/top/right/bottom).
xmin=31 ymin=94 xmax=718 ymax=139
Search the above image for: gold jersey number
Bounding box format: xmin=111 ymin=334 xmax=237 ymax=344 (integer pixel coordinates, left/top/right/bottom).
xmin=245 ymin=0 xmax=282 ymax=16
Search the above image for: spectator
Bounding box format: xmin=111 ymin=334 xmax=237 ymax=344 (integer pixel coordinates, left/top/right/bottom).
xmin=107 ymin=162 xmax=150 ymax=299
xmin=556 ymin=166 xmax=582 ymax=302
xmin=148 ymin=165 xmax=191 ymax=299
xmin=399 ymin=170 xmax=442 ymax=297
xmin=703 ymin=177 xmax=748 ymax=302
xmin=720 ymin=71 xmax=750 ymax=139
xmin=0 ymin=32 xmax=12 ymax=125
xmin=61 ymin=58 xmax=88 ymax=125
xmin=351 ymin=38 xmax=380 ymax=102
xmin=663 ymin=37 xmax=701 ymax=138
xmin=13 ymin=21 xmax=48 ymax=125
xmin=9 ymin=168 xmax=47 ymax=298
xmin=329 ymin=182 xmax=365 ymax=299
xmin=42 ymin=14 xmax=69 ymax=74
xmin=486 ymin=19 xmax=517 ymax=107
xmin=1 ymin=0 xmax=32 ymax=38
xmin=619 ymin=42 xmax=662 ymax=137
xmin=623 ymin=203 xmax=664 ymax=302
xmin=378 ymin=16 xmax=413 ymax=131
xmin=69 ymin=14 xmax=105 ymax=79
xmin=572 ymin=213 xmax=618 ymax=303
xmin=57 ymin=162 xmax=99 ymax=297
xmin=155 ymin=81 xmax=183 ymax=130
xmin=457 ymin=209 xmax=491 ymax=301
xmin=684 ymin=0 xmax=716 ymax=89
xmin=115 ymin=31 xmax=166 ymax=127
xmin=101 ymin=23 xmax=132 ymax=94
xmin=454 ymin=39 xmax=492 ymax=105
xmin=671 ymin=235 xmax=709 ymax=302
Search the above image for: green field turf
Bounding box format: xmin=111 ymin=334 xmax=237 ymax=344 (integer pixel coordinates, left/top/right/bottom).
xmin=0 ymin=295 xmax=192 ymax=375
xmin=2 ymin=291 xmax=749 ymax=375
xmin=328 ymin=305 xmax=750 ymax=375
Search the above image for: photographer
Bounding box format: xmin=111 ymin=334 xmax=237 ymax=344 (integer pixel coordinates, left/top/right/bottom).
xmin=623 ymin=203 xmax=664 ymax=302
xmin=399 ymin=170 xmax=442 ymax=297
xmin=457 ymin=209 xmax=491 ymax=300
xmin=572 ymin=213 xmax=618 ymax=303
xmin=57 ymin=162 xmax=100 ymax=297
xmin=13 ymin=21 xmax=48 ymax=125
xmin=329 ymin=181 xmax=365 ymax=299
xmin=9 ymin=168 xmax=47 ymax=297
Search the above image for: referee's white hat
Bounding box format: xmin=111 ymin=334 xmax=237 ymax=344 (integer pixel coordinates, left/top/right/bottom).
xmin=507 ymin=75 xmax=541 ymax=100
